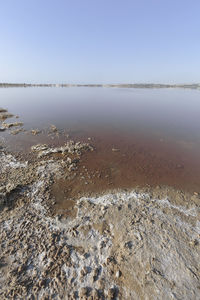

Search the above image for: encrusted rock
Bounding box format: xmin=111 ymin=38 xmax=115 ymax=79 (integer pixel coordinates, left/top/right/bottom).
xmin=31 ymin=129 xmax=41 ymax=135
xmin=0 ymin=112 xmax=14 ymax=120
xmin=31 ymin=140 xmax=93 ymax=158
xmin=2 ymin=122 xmax=23 ymax=128
xmin=10 ymin=128 xmax=24 ymax=135
xmin=0 ymin=108 xmax=7 ymax=113
xmin=50 ymin=124 xmax=58 ymax=132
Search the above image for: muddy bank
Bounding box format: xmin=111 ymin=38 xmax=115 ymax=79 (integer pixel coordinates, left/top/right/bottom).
xmin=0 ymin=140 xmax=199 ymax=299
xmin=2 ymin=105 xmax=200 ymax=195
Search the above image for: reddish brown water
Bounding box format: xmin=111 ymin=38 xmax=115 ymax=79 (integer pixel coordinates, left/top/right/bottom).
xmin=1 ymin=87 xmax=200 ymax=197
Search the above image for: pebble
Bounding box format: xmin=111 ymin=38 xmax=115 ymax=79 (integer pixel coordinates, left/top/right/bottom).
xmin=115 ymin=270 xmax=121 ymax=278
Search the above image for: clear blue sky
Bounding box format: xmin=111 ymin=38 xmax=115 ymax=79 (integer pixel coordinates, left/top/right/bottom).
xmin=0 ymin=0 xmax=199 ymax=84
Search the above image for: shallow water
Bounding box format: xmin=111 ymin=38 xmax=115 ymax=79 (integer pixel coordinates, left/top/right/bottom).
xmin=1 ymin=87 xmax=200 ymax=139
xmin=1 ymin=87 xmax=200 ymax=193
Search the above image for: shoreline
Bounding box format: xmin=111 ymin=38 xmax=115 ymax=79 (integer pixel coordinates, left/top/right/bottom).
xmin=0 ymin=138 xmax=200 ymax=299
xmin=0 ymin=105 xmax=200 ymax=299
xmin=0 ymin=83 xmax=200 ymax=90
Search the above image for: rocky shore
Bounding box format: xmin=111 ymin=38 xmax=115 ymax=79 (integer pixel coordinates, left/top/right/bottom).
xmin=0 ymin=136 xmax=200 ymax=299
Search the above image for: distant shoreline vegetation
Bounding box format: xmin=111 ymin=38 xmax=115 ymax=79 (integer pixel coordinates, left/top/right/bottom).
xmin=0 ymin=83 xmax=200 ymax=89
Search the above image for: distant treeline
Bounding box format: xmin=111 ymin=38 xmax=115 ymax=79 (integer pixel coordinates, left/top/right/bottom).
xmin=0 ymin=83 xmax=200 ymax=89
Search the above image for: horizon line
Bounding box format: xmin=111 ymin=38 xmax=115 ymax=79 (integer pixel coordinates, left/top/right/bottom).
xmin=0 ymin=82 xmax=200 ymax=86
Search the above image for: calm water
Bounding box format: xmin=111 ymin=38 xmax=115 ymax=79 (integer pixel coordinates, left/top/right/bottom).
xmin=1 ymin=87 xmax=200 ymax=192
xmin=1 ymin=87 xmax=200 ymax=139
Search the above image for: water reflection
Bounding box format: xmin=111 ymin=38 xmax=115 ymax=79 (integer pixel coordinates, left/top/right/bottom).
xmin=1 ymin=87 xmax=200 ymax=192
